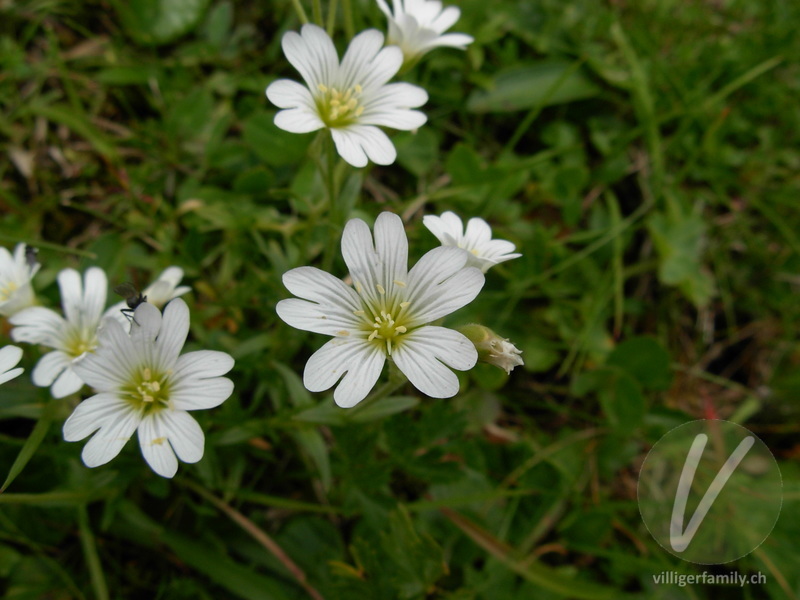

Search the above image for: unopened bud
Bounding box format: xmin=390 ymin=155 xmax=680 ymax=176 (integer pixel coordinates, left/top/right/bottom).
xmin=458 ymin=324 xmax=524 ymax=374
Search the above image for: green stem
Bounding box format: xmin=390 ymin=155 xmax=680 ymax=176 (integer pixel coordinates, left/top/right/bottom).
xmin=289 ymin=0 xmax=309 ymax=24
xmin=78 ymin=505 xmax=109 ymax=600
xmin=349 ymin=362 xmax=408 ymax=415
xmin=341 ymin=0 xmax=355 ymax=39
xmin=322 ymin=133 xmax=341 ymax=270
xmin=311 ymin=0 xmax=324 ymax=26
xmin=326 ymin=0 xmax=339 ymax=34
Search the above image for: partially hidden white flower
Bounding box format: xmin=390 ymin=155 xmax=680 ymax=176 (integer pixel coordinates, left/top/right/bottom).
xmin=376 ymin=0 xmax=474 ymax=63
xmin=104 ymin=266 xmax=191 ymax=327
xmin=63 ymin=298 xmax=234 ymax=478
xmin=266 ymin=24 xmax=428 ymax=168
xmin=423 ymin=211 xmax=521 ymax=273
xmin=0 ymin=345 xmax=24 ymax=385
xmin=277 ymin=212 xmax=484 ymax=408
xmin=10 ymin=267 xmax=107 ymax=398
xmin=0 ymin=243 xmax=40 ymax=317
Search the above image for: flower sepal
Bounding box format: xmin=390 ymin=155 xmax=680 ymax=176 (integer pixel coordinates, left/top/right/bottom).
xmin=458 ymin=324 xmax=523 ymax=374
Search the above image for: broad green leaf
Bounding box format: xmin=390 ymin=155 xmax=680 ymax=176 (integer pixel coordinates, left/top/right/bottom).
xmin=112 ymin=0 xmax=210 ymax=46
xmin=292 ymin=429 xmax=332 ymax=491
xmin=242 ymin=112 xmax=312 ymax=167
xmin=395 ymin=128 xmax=439 ymax=176
xmin=572 ymin=367 xmax=645 ymax=430
xmin=647 ymin=211 xmax=715 ymax=307
xmin=467 ymin=60 xmax=601 ymax=113
xmin=607 ymin=336 xmax=672 ymax=391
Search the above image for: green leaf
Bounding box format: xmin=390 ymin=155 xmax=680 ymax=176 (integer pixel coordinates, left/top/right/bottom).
xmin=112 ymin=0 xmax=210 ymax=46
xmin=572 ymin=367 xmax=645 ymax=431
xmin=293 ymin=396 xmax=420 ymax=426
xmin=1 ymin=405 xmax=54 ymax=492
xmin=647 ymin=211 xmax=715 ymax=307
xmin=292 ymin=428 xmax=333 ymax=491
xmin=25 ymin=104 xmax=118 ymax=160
xmin=607 ymin=336 xmax=672 ymax=391
xmin=467 ymin=60 xmax=601 ymax=113
xmin=395 ymin=128 xmax=439 ymax=176
xmin=242 ymin=112 xmax=312 ymax=167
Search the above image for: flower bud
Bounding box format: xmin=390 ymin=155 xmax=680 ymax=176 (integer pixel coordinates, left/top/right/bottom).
xmin=458 ymin=324 xmax=524 ymax=374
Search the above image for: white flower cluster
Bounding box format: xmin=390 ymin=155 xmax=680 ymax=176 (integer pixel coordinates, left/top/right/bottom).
xmin=277 ymin=211 xmax=522 ymax=407
xmin=0 ymin=252 xmax=234 ymax=479
xmin=266 ymin=0 xmax=473 ymax=167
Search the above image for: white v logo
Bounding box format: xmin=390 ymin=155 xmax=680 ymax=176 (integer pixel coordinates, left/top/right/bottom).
xmin=670 ymin=433 xmax=755 ymax=552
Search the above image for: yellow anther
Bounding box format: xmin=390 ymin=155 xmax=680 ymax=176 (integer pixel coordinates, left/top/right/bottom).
xmin=368 ymin=330 xmax=379 ymax=341
xmin=143 ymin=368 xmax=152 ymax=380
xmin=400 ymin=301 xmax=410 ymax=308
xmin=395 ymin=326 xmax=407 ymax=334
xmin=355 ymin=84 xmax=363 ymax=94
xmin=393 ymin=280 xmax=406 ymax=287
xmin=376 ymin=284 xmax=386 ymax=295
xmin=317 ymin=83 xmax=328 ymax=93
xmin=353 ymin=309 xmax=365 ymax=316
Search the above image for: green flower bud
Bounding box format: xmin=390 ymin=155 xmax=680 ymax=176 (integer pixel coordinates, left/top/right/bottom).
xmin=458 ymin=324 xmax=524 ymax=374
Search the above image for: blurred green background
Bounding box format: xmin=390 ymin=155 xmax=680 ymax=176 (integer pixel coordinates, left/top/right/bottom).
xmin=1 ymin=0 xmax=799 ymax=598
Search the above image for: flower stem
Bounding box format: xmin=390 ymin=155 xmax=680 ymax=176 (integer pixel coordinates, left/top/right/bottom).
xmin=326 ymin=0 xmax=339 ymax=34
xmin=183 ymin=480 xmax=325 ymax=600
xmin=311 ymin=0 xmax=324 ymax=26
xmin=349 ymin=362 xmax=408 ymax=415
xmin=341 ymin=0 xmax=355 ymax=39
xmin=290 ymin=0 xmax=309 ymax=24
xmin=322 ymin=133 xmax=341 ymax=270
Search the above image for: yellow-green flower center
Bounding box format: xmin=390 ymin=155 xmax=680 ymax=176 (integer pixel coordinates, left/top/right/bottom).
xmin=64 ymin=328 xmax=97 ymax=359
xmin=0 ymin=280 xmax=18 ymax=302
xmin=124 ymin=367 xmax=172 ymax=414
xmin=316 ymin=83 xmax=364 ymax=127
xmin=353 ymin=281 xmax=412 ymax=355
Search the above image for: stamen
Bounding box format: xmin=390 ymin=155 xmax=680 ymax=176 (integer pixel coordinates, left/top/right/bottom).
xmin=395 ymin=326 xmax=407 ymax=333
xmin=376 ymin=284 xmax=386 ymax=295
xmin=368 ymin=330 xmax=379 ymax=341
xmin=393 ymin=280 xmax=406 ymax=287
xmin=400 ymin=301 xmax=410 ymax=308
xmin=353 ymin=309 xmax=366 ymax=316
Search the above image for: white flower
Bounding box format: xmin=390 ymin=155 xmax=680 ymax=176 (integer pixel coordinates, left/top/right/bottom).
xmin=376 ymin=0 xmax=474 ymax=63
xmin=0 ymin=243 xmax=40 ymax=317
xmin=277 ymin=212 xmax=484 ymax=408
xmin=0 ymin=345 xmax=24 ymax=385
xmin=423 ymin=211 xmax=521 ymax=273
xmin=10 ymin=267 xmax=108 ymax=398
xmin=63 ymin=298 xmax=234 ymax=478
xmin=458 ymin=324 xmax=524 ymax=374
xmin=104 ymin=266 xmax=191 ymax=327
xmin=266 ymin=24 xmax=428 ymax=168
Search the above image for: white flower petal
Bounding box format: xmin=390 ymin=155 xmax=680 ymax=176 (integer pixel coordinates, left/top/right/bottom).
xmin=266 ymin=78 xmax=317 ymax=110
xmin=153 ymin=298 xmax=189 ymax=369
xmin=161 ymin=410 xmax=205 ymax=464
xmin=431 ymin=5 xmax=461 ymax=33
xmin=405 ymin=246 xmax=484 ymax=326
xmin=464 ymin=217 xmax=493 ymax=245
xmin=51 ymin=365 xmax=86 ymax=398
xmin=63 ymin=392 xmax=133 ymax=441
xmin=170 ymin=350 xmax=234 ymax=382
xmin=57 ymin=269 xmax=83 ymax=324
xmin=277 ymin=298 xmax=360 ymax=336
xmin=373 ymin=212 xmax=409 ymax=288
xmin=0 ymin=367 xmax=23 ymax=385
xmin=274 ymin=107 xmax=325 ymax=133
xmin=393 ymin=326 xmax=476 ymax=398
xmin=138 ymin=414 xmax=178 ymax=478
xmin=429 ymin=33 xmax=474 ymax=49
xmin=303 ymin=337 xmax=385 ymax=407
xmin=359 ymin=46 xmax=403 ymax=91
xmin=80 ymin=406 xmax=141 ymax=468
xmin=330 ymin=128 xmax=368 ymax=168
xmin=280 ymin=266 xmax=362 ymax=326
xmin=344 ymin=125 xmax=397 ymax=166
xmin=130 ymin=301 xmax=162 ymax=346
xmin=0 ymin=345 xmax=23 ymax=372
xmin=32 ymin=351 xmax=71 ymax=387
xmin=82 ymin=267 xmax=108 ymax=323
xmin=282 ymin=24 xmax=339 ymax=90
xmin=170 ymin=376 xmax=234 ymax=411
xmin=339 ymin=29 xmax=386 ymax=90
xmin=10 ymin=307 xmax=66 ymax=347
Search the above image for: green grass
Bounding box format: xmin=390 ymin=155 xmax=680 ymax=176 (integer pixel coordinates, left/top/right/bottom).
xmin=1 ymin=0 xmax=800 ymax=598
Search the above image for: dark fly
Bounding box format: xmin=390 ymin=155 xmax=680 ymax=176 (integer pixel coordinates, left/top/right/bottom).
xmin=114 ymin=283 xmax=147 ymax=324
xmin=25 ymin=245 xmax=38 ymax=269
